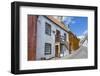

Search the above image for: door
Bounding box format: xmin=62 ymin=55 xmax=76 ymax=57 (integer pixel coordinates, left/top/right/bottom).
xmin=55 ymin=45 xmax=59 ymax=57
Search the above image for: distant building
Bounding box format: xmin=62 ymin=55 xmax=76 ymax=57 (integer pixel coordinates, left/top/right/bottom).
xmin=79 ymin=34 xmax=88 ymax=47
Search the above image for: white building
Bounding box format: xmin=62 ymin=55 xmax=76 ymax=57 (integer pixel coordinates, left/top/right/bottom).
xmin=79 ymin=34 xmax=88 ymax=47
xmin=35 ymin=16 xmax=70 ymax=60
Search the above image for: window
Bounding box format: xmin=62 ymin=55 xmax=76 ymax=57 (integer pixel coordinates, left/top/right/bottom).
xmin=64 ymin=33 xmax=66 ymax=41
xmin=45 ymin=43 xmax=51 ymax=55
xmin=45 ymin=23 xmax=51 ymax=35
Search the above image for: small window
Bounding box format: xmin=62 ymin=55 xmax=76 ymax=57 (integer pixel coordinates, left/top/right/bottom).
xmin=45 ymin=43 xmax=51 ymax=55
xmin=64 ymin=33 xmax=66 ymax=41
xmin=45 ymin=23 xmax=51 ymax=36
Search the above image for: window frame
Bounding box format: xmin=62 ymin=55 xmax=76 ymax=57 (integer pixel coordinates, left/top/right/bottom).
xmin=64 ymin=33 xmax=66 ymax=41
xmin=44 ymin=43 xmax=52 ymax=55
xmin=45 ymin=22 xmax=51 ymax=36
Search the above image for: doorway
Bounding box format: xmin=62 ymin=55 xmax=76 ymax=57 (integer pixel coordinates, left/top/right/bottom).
xmin=55 ymin=45 xmax=59 ymax=57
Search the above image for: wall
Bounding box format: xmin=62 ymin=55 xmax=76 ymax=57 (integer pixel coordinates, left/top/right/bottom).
xmin=36 ymin=16 xmax=55 ymax=60
xmin=69 ymin=32 xmax=80 ymax=51
xmin=28 ymin=15 xmax=37 ymax=60
xmin=0 ymin=0 xmax=99 ymax=76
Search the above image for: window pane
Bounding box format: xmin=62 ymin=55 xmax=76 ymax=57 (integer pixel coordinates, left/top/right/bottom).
xmin=64 ymin=33 xmax=66 ymax=41
xmin=45 ymin=23 xmax=51 ymax=35
xmin=45 ymin=43 xmax=51 ymax=55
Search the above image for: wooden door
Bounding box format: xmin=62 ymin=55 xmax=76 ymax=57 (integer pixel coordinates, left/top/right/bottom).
xmin=55 ymin=45 xmax=59 ymax=57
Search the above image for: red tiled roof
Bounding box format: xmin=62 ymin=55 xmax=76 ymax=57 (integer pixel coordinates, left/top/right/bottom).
xmin=46 ymin=16 xmax=68 ymax=32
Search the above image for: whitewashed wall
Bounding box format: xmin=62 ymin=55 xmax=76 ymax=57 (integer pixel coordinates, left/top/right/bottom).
xmin=36 ymin=16 xmax=69 ymax=60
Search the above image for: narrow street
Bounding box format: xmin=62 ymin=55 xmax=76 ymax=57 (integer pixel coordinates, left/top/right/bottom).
xmin=62 ymin=46 xmax=88 ymax=59
xmin=52 ymin=46 xmax=87 ymax=60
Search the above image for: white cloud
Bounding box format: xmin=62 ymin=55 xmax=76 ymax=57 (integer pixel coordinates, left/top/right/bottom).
xmin=63 ymin=17 xmax=75 ymax=25
xmin=78 ymin=35 xmax=84 ymax=39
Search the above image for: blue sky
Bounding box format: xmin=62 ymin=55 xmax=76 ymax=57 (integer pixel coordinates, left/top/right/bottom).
xmin=63 ymin=16 xmax=88 ymax=37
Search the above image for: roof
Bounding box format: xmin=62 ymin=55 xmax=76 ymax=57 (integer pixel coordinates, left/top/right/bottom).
xmin=45 ymin=16 xmax=68 ymax=32
xmin=43 ymin=16 xmax=79 ymax=40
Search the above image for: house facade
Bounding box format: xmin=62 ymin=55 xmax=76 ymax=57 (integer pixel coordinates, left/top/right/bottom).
xmin=28 ymin=15 xmax=80 ymax=61
xmin=36 ymin=16 xmax=69 ymax=60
